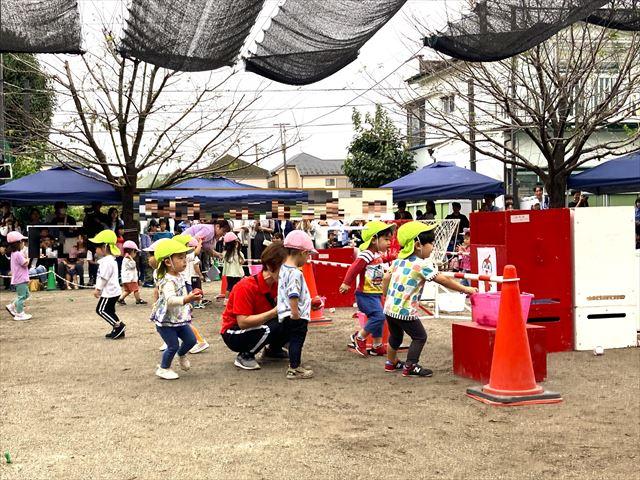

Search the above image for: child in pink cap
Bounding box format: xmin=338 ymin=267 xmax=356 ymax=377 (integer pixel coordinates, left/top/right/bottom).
xmin=222 ymin=232 xmax=245 ymax=303
xmin=277 ymin=230 xmax=317 ymax=379
xmin=5 ymin=231 xmax=32 ymax=321
xmin=118 ymin=240 xmax=147 ymax=306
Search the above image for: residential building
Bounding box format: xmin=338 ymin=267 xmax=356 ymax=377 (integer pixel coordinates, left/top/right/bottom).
xmin=269 ymin=152 xmax=352 ymax=189
xmin=207 ymin=155 xmax=270 ymax=188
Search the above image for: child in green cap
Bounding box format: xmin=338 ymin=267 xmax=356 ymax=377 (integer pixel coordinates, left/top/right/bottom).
xmin=89 ymin=229 xmax=126 ymax=339
xmin=382 ymin=221 xmax=476 ymax=377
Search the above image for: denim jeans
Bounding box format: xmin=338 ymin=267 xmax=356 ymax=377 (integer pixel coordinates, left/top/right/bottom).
xmin=29 ymin=265 xmax=47 ymax=283
xmin=355 ymin=292 xmax=385 ymax=338
xmin=156 ymin=324 xmax=197 ymax=369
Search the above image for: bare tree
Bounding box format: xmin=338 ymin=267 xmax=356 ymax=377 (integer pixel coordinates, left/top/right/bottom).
xmin=33 ymin=35 xmax=292 ymax=231
xmin=393 ymin=22 xmax=640 ymax=207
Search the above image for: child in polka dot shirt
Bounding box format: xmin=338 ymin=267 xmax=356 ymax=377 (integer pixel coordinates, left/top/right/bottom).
xmin=382 ymin=222 xmax=476 ymax=377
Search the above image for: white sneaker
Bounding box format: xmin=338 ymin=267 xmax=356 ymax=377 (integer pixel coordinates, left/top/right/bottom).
xmin=190 ymin=341 xmax=209 ymax=354
xmin=159 ymin=343 xmax=167 ymax=351
xmin=155 ymin=366 xmax=179 ymax=380
xmin=178 ymin=355 xmax=191 ymax=371
xmin=5 ymin=303 xmax=17 ymax=317
xmin=13 ymin=312 xmax=32 ymax=321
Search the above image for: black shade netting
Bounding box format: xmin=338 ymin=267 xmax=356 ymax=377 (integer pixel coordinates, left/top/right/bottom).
xmin=120 ymin=0 xmax=265 ymax=71
xmin=245 ymin=0 xmax=407 ymax=85
xmin=424 ymin=0 xmax=610 ymax=62
xmin=0 ymin=0 xmax=82 ymax=54
xmin=586 ymin=0 xmax=640 ymax=31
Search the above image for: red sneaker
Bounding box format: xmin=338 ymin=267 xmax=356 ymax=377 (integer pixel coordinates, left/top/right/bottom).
xmin=369 ymin=344 xmax=387 ymax=356
xmin=350 ymin=332 xmax=368 ymax=357
xmin=384 ymin=360 xmax=405 ymax=372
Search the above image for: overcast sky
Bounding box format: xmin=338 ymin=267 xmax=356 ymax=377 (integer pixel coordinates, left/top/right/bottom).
xmin=45 ymin=0 xmax=466 ymax=171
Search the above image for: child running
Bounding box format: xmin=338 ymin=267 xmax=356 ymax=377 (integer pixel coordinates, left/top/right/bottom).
xmin=222 ymin=232 xmax=245 ymax=302
xmin=383 ymin=222 xmax=477 ymax=377
xmin=118 ymin=240 xmax=147 ymax=305
xmin=5 ymin=231 xmax=32 ymax=321
xmin=339 ymin=220 xmax=395 ymax=357
xmin=150 ymin=239 xmax=203 ymax=380
xmin=278 ymin=230 xmax=316 ymax=380
xmin=89 ymin=230 xmax=126 ymax=339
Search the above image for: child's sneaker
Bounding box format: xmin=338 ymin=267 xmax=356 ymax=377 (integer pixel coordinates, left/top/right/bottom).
xmin=159 ymin=342 xmax=168 ymax=351
xmin=178 ymin=355 xmax=191 ymax=371
xmin=117 ymin=299 xmax=126 ymax=306
xmin=369 ymin=344 xmax=387 ymax=356
xmin=286 ymin=366 xmax=314 ymax=380
xmin=105 ymin=329 xmax=116 ymax=338
xmin=111 ymin=323 xmax=126 ymax=339
xmin=155 ymin=366 xmax=179 ymax=380
xmin=384 ymin=359 xmax=405 ymax=372
xmin=135 ymin=299 xmax=148 ymax=305
xmin=190 ymin=341 xmax=209 ymax=354
xmin=5 ymin=303 xmax=17 ymax=317
xmin=13 ymin=312 xmax=32 ymax=321
xmin=402 ymin=363 xmax=433 ymax=378
xmin=350 ymin=332 xmax=368 ymax=357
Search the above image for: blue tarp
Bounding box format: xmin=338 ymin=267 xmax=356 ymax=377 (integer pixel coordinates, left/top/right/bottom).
xmin=567 ymin=152 xmax=640 ymax=194
xmin=382 ymin=162 xmax=505 ymax=201
xmin=0 ymin=167 xmax=121 ymax=205
xmin=142 ymin=176 xmax=307 ymax=205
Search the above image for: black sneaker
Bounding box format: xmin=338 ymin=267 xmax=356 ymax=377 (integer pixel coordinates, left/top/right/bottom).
xmin=263 ymin=347 xmax=289 ymax=359
xmin=105 ymin=329 xmax=115 ymax=338
xmin=136 ymin=299 xmax=148 ymax=305
xmin=402 ymin=363 xmax=433 ymax=377
xmin=111 ymin=323 xmax=126 ymax=339
xmin=117 ymin=299 xmax=126 ymax=306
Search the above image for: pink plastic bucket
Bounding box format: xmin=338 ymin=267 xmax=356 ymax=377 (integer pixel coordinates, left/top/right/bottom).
xmin=470 ymin=292 xmax=534 ymax=327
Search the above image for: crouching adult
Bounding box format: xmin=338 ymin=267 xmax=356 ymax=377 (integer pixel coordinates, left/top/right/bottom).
xmin=220 ymin=243 xmax=289 ymax=370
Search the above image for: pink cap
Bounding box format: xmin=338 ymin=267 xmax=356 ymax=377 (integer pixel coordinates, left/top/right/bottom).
xmin=123 ymin=240 xmax=139 ymax=251
xmin=284 ymin=230 xmax=317 ymax=254
xmin=223 ymin=232 xmax=238 ymax=244
xmin=187 ymin=238 xmax=199 ymax=247
xmin=143 ymin=238 xmax=169 ymax=252
xmin=7 ymin=231 xmax=28 ymax=243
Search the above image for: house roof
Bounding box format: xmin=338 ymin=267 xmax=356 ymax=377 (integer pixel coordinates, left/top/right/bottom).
xmin=208 ymin=155 xmax=269 ymax=179
xmin=271 ymin=152 xmax=345 ymax=176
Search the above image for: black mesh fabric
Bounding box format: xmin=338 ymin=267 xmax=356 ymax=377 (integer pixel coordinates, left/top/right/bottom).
xmin=586 ymin=0 xmax=640 ymax=31
xmin=424 ymin=0 xmax=610 ymax=62
xmin=0 ymin=0 xmax=82 ymax=53
xmin=120 ymin=0 xmax=265 ymax=71
xmin=245 ymin=0 xmax=407 ymax=85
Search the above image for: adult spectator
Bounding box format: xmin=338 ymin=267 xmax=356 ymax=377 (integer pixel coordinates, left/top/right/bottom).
xmin=25 ymin=208 xmax=43 ymax=226
xmin=152 ymin=219 xmax=173 ymax=241
xmin=568 ymin=190 xmax=589 ymax=208
xmin=635 ymin=197 xmax=640 ymax=224
xmin=445 ymin=202 xmax=470 ymax=231
xmin=504 ymin=195 xmax=515 ymax=210
xmin=107 ymin=207 xmax=125 ymax=231
xmin=220 ymin=243 xmax=290 ymax=370
xmin=394 ymin=200 xmax=413 ymax=220
xmin=480 ymin=194 xmax=501 ymax=212
xmin=47 ymin=201 xmax=77 ymax=225
xmin=311 ymin=217 xmax=329 ymax=249
xmin=252 ymin=218 xmax=274 ymax=260
xmin=415 ymin=210 xmax=424 ymax=220
xmin=533 ymin=185 xmax=549 ymax=209
xmin=273 ymin=218 xmax=295 ymax=238
xmin=422 ymin=200 xmax=437 ymax=220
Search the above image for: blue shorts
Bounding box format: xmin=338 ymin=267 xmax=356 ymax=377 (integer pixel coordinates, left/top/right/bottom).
xmin=355 ymin=292 xmax=385 ymax=338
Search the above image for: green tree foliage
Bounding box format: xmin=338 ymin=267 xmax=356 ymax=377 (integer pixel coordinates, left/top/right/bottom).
xmin=343 ymin=105 xmax=416 ymax=188
xmin=2 ymin=54 xmax=54 ymax=171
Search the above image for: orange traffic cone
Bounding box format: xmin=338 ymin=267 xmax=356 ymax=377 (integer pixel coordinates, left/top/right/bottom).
xmin=216 ymin=275 xmax=227 ymax=300
xmin=302 ymin=263 xmax=331 ymax=325
xmin=466 ymin=265 xmax=562 ymax=406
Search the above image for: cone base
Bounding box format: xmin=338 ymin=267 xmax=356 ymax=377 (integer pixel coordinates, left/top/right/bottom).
xmin=309 ymin=317 xmax=332 ymax=326
xmin=466 ymin=386 xmax=562 ymax=406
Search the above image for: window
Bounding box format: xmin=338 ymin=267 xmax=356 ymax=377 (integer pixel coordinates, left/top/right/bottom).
xmin=325 ymin=178 xmax=336 ymax=187
xmin=441 ymin=95 xmax=455 ymax=114
xmin=268 ymin=180 xmax=277 ymax=188
xmin=406 ymin=100 xmax=425 ymax=148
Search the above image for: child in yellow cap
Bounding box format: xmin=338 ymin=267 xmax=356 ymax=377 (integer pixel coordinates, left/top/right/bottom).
xmin=89 ymin=229 xmax=126 ymax=339
xmin=382 ymin=222 xmax=477 ymax=377
xmin=339 ymin=220 xmax=396 ymax=357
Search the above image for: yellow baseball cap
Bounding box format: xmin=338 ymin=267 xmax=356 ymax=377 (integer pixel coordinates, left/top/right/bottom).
xmin=359 ymin=220 xmax=395 ymax=251
xmin=397 ymin=221 xmax=437 ymax=259
xmin=154 ymin=238 xmax=191 ymax=263
xmin=89 ymin=229 xmax=120 ymax=256
xmin=172 ymin=234 xmax=193 ymax=246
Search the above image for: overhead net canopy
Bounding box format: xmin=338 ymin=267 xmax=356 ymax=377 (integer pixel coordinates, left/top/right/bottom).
xmin=424 ymin=0 xmax=610 ymax=62
xmin=120 ymin=0 xmax=265 ymax=71
xmin=586 ymin=0 xmax=640 ymax=31
xmin=0 ymin=0 xmax=82 ymax=53
xmin=245 ymin=0 xmax=407 ymax=85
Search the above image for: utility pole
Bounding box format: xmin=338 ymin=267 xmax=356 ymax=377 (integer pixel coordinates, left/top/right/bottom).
xmin=467 ymin=78 xmax=478 ymax=211
xmin=276 ymin=123 xmax=290 ymax=188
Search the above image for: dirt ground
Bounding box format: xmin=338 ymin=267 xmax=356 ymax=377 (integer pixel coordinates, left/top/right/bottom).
xmin=0 ymin=283 xmax=638 ymax=480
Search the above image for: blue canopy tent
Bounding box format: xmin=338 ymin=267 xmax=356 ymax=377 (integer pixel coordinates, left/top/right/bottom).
xmin=382 ymin=162 xmax=505 ymax=201
xmin=0 ymin=167 xmax=120 ymax=205
xmin=567 ymin=152 xmax=640 ymax=194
